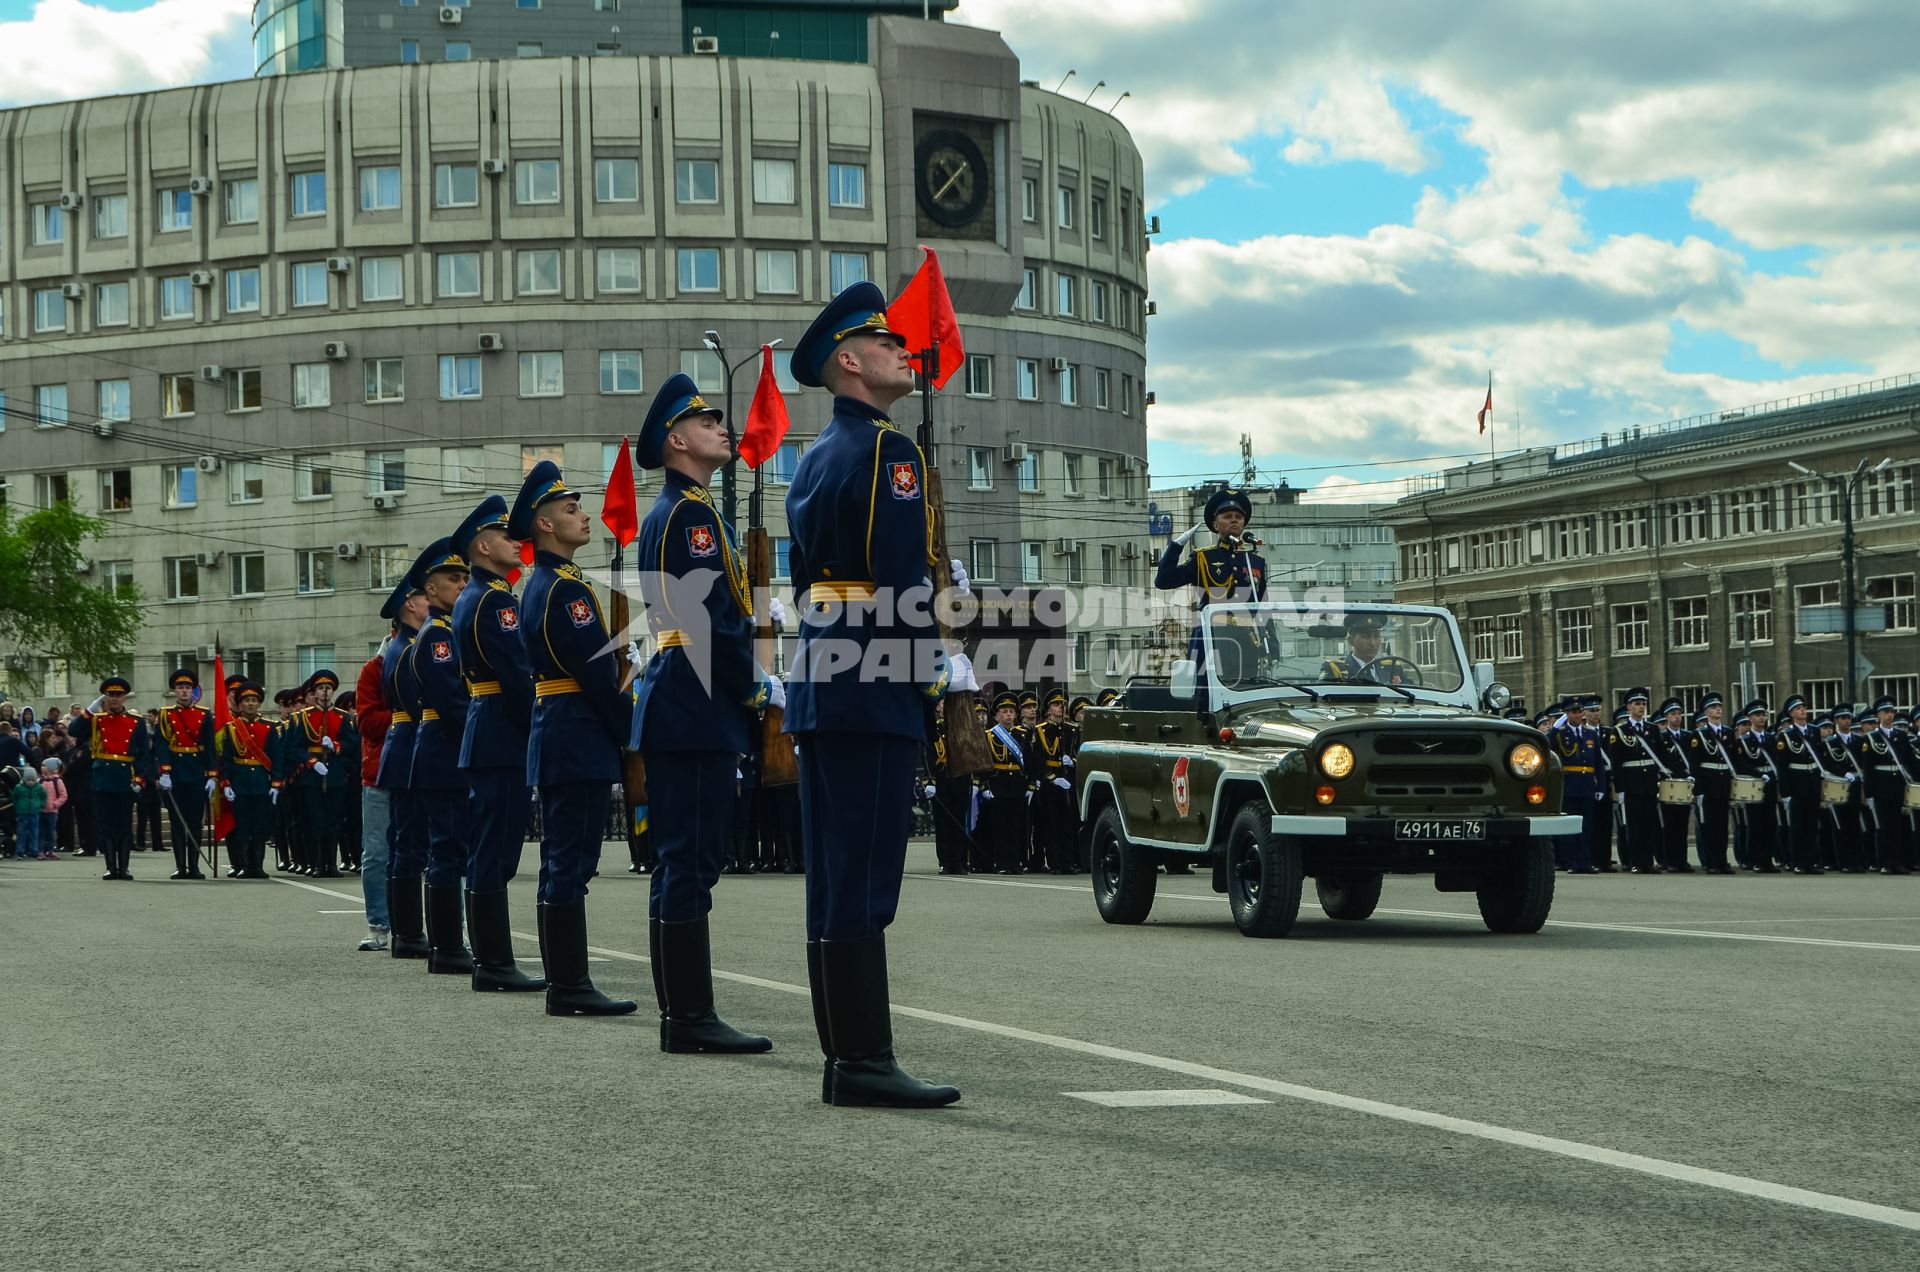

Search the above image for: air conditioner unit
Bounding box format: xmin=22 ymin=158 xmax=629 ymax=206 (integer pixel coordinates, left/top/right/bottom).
xmin=438 ymin=5 xmax=463 ymax=24
xmin=1144 ymin=391 xmax=1157 ymax=407
xmin=1048 ymin=356 xmax=1069 ymax=373
xmin=199 ymin=364 xmax=224 ymax=382
xmin=58 ymin=191 xmax=83 ymax=211
xmin=477 ymin=332 xmax=504 ymax=352
xmin=1145 ymin=300 xmax=1158 ymax=316
xmin=480 ymin=158 xmax=507 ymax=176
xmin=1120 ymin=456 xmax=1142 ymax=473
xmin=1122 ymin=543 xmax=1141 ymax=560
xmin=191 ymin=269 xmax=215 ymax=287
xmin=323 ymin=341 xmax=349 ymax=361
xmin=196 ymin=551 xmax=224 ymax=568
xmin=76 ymin=556 xmax=94 ymax=573
xmin=1149 ymin=215 xmax=1162 ymax=235
xmin=194 ymin=455 xmax=223 ymax=474
xmin=1054 ymin=538 xmax=1081 ymax=555
xmin=61 ymin=282 xmax=84 ymax=300
xmin=335 ymin=541 xmax=362 ymax=561
xmin=201 ymin=644 xmax=219 ymax=660
xmin=373 ymin=492 xmax=405 ymax=511
xmin=187 ymin=176 xmax=214 ymax=196
xmin=692 ymin=35 xmax=720 ymax=54
xmin=325 ymin=256 xmax=352 ymax=274
xmin=94 ymin=421 xmax=115 ymax=439
xmin=1001 ymin=442 xmax=1029 ymax=464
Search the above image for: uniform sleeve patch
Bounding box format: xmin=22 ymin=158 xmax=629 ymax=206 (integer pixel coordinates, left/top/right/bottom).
xmin=496 ymin=606 xmax=520 ymax=632
xmin=687 ymin=525 xmax=718 ymax=558
xmin=890 ymin=461 xmax=922 ymax=500
xmin=567 ymin=597 xmax=595 ymax=627
xmin=431 ymin=641 xmax=453 ymax=663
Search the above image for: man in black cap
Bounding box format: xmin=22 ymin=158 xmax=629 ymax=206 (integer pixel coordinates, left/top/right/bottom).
xmin=1156 ymin=486 xmax=1268 ymax=680
xmin=981 ymin=690 xmax=1028 ymax=874
xmin=1728 ymin=700 xmax=1779 ymax=871
xmin=1770 ymin=696 xmax=1823 ymax=873
xmin=280 ymin=669 xmax=351 ymax=879
xmin=1546 ymin=699 xmax=1602 ymax=873
xmin=1324 ymin=615 xmax=1420 ymax=686
xmin=69 ymin=677 xmax=152 ymax=880
xmin=1649 ymin=698 xmax=1696 ymax=872
xmin=377 ymin=570 xmax=432 ymax=957
xmin=1603 ymin=689 xmax=1661 ymax=873
xmin=1685 ymin=694 xmax=1735 ymax=874
xmin=410 ymin=539 xmax=480 ymax=972
xmin=215 ymin=684 xmax=279 ymax=878
xmin=1813 ymin=704 xmax=1868 ymax=872
xmin=1861 ymin=696 xmax=1915 ymax=874
xmin=154 ymin=668 xmax=214 ymax=880
xmin=1027 ymin=688 xmax=1078 ymax=874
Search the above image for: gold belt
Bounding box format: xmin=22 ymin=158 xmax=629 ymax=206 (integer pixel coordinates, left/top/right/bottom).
xmin=657 ymin=630 xmax=688 ymax=649
xmin=1564 ymin=765 xmax=1595 ymax=773
xmin=419 ymin=709 xmax=442 ymax=722
xmin=536 ymin=678 xmax=581 ymax=698
xmin=467 ymin=680 xmax=502 ymax=697
xmin=390 ymin=711 xmax=413 ymax=724
xmin=99 ymin=753 xmax=133 ymax=762
xmin=807 ymin=581 xmax=875 ymax=604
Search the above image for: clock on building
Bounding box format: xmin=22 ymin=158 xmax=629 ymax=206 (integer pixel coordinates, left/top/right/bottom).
xmin=914 ymin=123 xmax=993 ymax=236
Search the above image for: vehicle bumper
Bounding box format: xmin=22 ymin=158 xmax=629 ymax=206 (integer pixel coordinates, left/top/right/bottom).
xmin=1271 ymin=814 xmax=1583 ymax=838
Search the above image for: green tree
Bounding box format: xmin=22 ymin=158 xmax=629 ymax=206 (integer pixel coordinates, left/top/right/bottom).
xmin=0 ymin=502 xmax=143 ymax=678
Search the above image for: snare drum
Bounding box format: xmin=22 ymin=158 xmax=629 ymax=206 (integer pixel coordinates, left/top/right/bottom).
xmin=1904 ymin=784 xmax=1920 ymax=811
xmin=1657 ymin=777 xmax=1694 ymax=805
xmin=1729 ymin=776 xmax=1766 ymax=805
xmin=1819 ymin=777 xmax=1850 ymax=807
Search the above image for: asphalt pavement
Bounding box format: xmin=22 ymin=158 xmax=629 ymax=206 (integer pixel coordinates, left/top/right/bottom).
xmin=3 ymin=845 xmax=1917 ymax=1271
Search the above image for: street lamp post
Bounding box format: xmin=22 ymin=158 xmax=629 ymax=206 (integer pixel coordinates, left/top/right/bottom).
xmin=1790 ymin=457 xmax=1892 ymax=706
xmin=703 ymin=333 xmax=784 ymax=533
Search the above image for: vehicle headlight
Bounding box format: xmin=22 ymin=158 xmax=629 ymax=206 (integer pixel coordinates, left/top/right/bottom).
xmin=1507 ymin=742 xmax=1545 ymax=780
xmin=1319 ymin=742 xmax=1355 ymax=780
xmin=1484 ymin=682 xmax=1512 ymax=711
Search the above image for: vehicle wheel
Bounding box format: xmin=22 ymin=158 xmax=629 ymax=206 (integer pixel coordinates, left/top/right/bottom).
xmin=1089 ymin=801 xmax=1156 ymax=925
xmin=1316 ymin=871 xmax=1384 ymax=921
xmin=1226 ymin=800 xmax=1303 ymax=938
xmin=1476 ymin=838 xmax=1556 ymax=934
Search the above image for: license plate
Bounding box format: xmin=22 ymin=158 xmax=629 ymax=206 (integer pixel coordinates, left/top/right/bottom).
xmin=1394 ymin=819 xmax=1485 ymax=842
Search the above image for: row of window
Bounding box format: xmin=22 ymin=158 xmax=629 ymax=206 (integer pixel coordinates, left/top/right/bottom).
xmin=1016 ymin=171 xmax=1142 ymax=263
xmin=1014 ymin=265 xmax=1145 ymax=334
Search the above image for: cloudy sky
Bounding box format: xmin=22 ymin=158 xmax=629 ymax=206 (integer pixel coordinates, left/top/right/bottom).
xmin=3 ymin=0 xmax=1916 ymax=500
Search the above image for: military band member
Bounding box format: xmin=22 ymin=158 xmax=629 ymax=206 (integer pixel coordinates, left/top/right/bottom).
xmin=926 ymin=714 xmax=972 ymax=875
xmin=1770 ymin=696 xmax=1822 ymax=874
xmin=1814 ymin=706 xmax=1867 ymax=872
xmin=377 ymin=573 xmax=432 ymax=959
xmin=1861 ymin=697 xmax=1914 ymax=875
xmin=1547 ymin=700 xmax=1602 ymax=873
xmin=215 ymin=683 xmax=279 ymax=879
xmin=410 ymin=539 xmax=479 ymax=973
xmin=1028 ymin=688 xmax=1078 ymax=874
xmin=1728 ymin=701 xmax=1779 ymax=871
xmin=1650 ymin=698 xmax=1695 ymax=872
xmin=1067 ymin=694 xmax=1092 ymax=871
xmin=70 ymin=677 xmax=152 ymax=881
xmin=981 ymin=691 xmax=1029 ymax=874
xmin=786 ymin=281 xmax=973 ymax=1107
xmin=450 ymin=495 xmax=546 ymax=993
xmin=1686 ymin=694 xmax=1735 ymax=874
xmin=281 ymin=670 xmax=350 ymax=879
xmin=1096 ymin=688 xmax=1122 ymax=709
xmin=514 ymin=460 xmax=638 ymax=1018
xmin=1604 ymin=689 xmax=1660 ymax=873
xmin=154 ymin=668 xmax=214 ymax=880
xmin=631 ymin=375 xmax=775 ymax=1054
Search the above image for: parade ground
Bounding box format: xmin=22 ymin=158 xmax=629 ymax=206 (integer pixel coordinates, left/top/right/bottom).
xmin=5 ymin=850 xmax=1918 ymax=1272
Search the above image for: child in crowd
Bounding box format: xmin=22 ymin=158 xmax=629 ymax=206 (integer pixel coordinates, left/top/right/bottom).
xmin=0 ymin=766 xmax=18 ymax=855
xmin=38 ymin=759 xmax=67 ymax=859
xmin=13 ymin=768 xmax=46 ymax=859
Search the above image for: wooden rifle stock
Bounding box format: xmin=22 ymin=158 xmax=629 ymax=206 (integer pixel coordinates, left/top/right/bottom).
xmin=923 ymin=462 xmax=991 ymax=778
xmin=745 ymin=524 xmax=798 ymax=785
xmin=606 ymin=563 xmax=649 ymax=812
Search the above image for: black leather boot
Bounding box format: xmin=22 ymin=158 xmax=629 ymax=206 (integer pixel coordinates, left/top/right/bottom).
xmin=648 ymin=919 xmax=667 ymax=1013
xmin=821 ymin=933 xmax=959 ymax=1108
xmin=538 ymin=902 xmax=636 ymax=1017
xmin=389 ymin=875 xmax=429 ymax=959
xmin=425 ymin=885 xmax=474 ymax=975
xmin=808 ymin=940 xmax=833 ymax=1104
xmin=658 ymin=917 xmax=771 ymax=1054
xmin=469 ymin=889 xmax=544 ymax=992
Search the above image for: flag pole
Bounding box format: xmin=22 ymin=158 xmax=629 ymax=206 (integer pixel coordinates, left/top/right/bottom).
xmin=1489 ymin=370 xmax=1495 ymax=464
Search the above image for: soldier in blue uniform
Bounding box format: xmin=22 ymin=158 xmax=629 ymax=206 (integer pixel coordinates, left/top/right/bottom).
xmin=513 ymin=460 xmax=638 ymax=1018
xmin=1813 ymin=705 xmax=1868 ymax=871
xmin=154 ymin=668 xmax=215 ymax=880
xmin=1604 ymin=689 xmax=1661 ymax=873
xmin=450 ymin=495 xmax=546 ymax=993
xmin=1649 ymin=698 xmax=1696 ymax=872
xmin=1729 ymin=700 xmax=1779 ymax=871
xmin=1862 ymin=696 xmax=1915 ymax=874
xmin=785 ymin=282 xmax=975 ymax=1108
xmin=1322 ymin=615 xmax=1421 ymax=686
xmin=377 ymin=571 xmax=431 ymax=958
xmin=630 ymin=374 xmax=776 ymax=1054
xmin=1155 ymin=487 xmax=1267 ymax=680
xmin=1547 ymin=699 xmax=1602 ymax=873
xmin=1686 ymin=694 xmax=1736 ymax=873
xmin=409 ymin=538 xmax=478 ymax=974
xmin=71 ymin=676 xmax=153 ymax=881
xmin=1770 ymin=695 xmax=1822 ymax=874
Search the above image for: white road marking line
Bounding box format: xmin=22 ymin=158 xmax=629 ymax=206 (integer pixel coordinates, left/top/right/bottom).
xmin=1066 ymin=1089 xmax=1272 ymax=1108
xmin=318 ymin=909 xmax=362 ymax=914
xmin=933 ymin=876 xmax=1920 ymax=952
xmin=275 ymin=878 xmax=364 ymax=903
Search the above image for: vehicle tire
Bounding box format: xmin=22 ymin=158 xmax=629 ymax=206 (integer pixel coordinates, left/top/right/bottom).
xmin=1225 ymin=800 xmax=1303 ymax=938
xmin=1476 ymin=838 xmax=1556 ymax=934
xmin=1316 ymin=871 xmax=1384 ymax=921
xmin=1090 ymin=801 xmax=1156 ymax=925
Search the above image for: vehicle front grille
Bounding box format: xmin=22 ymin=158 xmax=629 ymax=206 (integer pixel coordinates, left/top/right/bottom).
xmin=1366 ymin=765 xmax=1495 ymax=798
xmin=1374 ymin=735 xmax=1485 ymax=757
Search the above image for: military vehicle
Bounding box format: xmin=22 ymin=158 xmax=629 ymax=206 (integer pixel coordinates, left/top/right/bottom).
xmin=1077 ymin=602 xmax=1579 ymax=937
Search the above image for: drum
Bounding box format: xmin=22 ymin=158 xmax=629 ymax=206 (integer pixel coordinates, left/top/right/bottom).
xmin=1657 ymin=777 xmax=1694 ymax=805
xmin=1729 ymin=776 xmax=1765 ymax=805
xmin=1904 ymin=784 xmax=1920 ymax=810
xmin=1819 ymin=777 xmax=1850 ymax=807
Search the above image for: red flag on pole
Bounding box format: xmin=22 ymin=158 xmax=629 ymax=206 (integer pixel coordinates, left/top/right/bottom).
xmin=600 ymin=436 xmax=639 ymax=548
xmin=738 ymin=346 xmax=792 ymax=469
xmin=888 ymin=245 xmax=965 ymax=390
xmin=1477 ymin=373 xmax=1493 ymax=435
xmin=507 ymin=537 xmax=533 ymax=587
xmin=211 ymin=643 xmax=234 ymax=843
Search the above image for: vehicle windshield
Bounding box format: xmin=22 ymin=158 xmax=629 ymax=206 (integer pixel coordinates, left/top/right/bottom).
xmin=1200 ymin=603 xmax=1469 ymax=699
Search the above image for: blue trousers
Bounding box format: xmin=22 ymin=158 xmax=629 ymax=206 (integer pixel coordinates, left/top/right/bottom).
xmin=796 ymin=732 xmax=917 ymax=941
xmin=418 ymin=787 xmax=470 ymax=889
xmin=386 ymin=789 xmax=425 ymax=880
xmin=466 ymin=767 xmax=530 ymax=894
xmin=645 ymin=750 xmax=730 ymax=922
xmin=538 ymin=780 xmax=607 ymax=905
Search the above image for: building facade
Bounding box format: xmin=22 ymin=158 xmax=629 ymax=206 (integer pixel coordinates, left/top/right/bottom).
xmin=1381 ymin=378 xmax=1920 ymax=715
xmin=0 ymin=11 xmax=1153 ymax=699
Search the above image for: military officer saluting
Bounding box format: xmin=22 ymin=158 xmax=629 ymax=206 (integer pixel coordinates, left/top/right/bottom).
xmin=71 ymin=677 xmax=153 ymax=881
xmin=515 ymin=460 xmax=638 ymax=1017
xmin=449 ymin=495 xmax=545 ymax=993
xmin=154 ymin=668 xmax=215 ymax=880
xmin=376 ymin=571 xmax=432 ymax=958
xmin=785 ymin=281 xmax=976 ymax=1108
xmin=410 ymin=539 xmax=481 ymax=973
xmin=1546 ymin=699 xmax=1602 ymax=873
xmin=1156 ymin=487 xmax=1268 ymax=682
xmin=630 ymin=374 xmax=776 ymax=1054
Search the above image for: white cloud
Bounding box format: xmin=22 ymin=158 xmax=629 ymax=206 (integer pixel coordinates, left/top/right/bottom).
xmin=0 ymin=0 xmax=252 ymax=109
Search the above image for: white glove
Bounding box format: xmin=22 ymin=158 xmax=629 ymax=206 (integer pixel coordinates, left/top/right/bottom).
xmin=1062 ymin=755 xmax=1075 ymax=769
xmin=626 ymin=640 xmax=644 ymax=671
xmin=922 ymin=784 xmax=937 ymax=798
xmin=1844 ymin=772 xmax=1858 ymax=783
xmin=1175 ymin=521 xmax=1206 ymax=547
xmin=158 ymin=773 xmax=173 ymax=791
xmin=767 ymin=676 xmax=787 ymax=712
xmin=980 ymin=788 xmax=994 ymax=801
xmin=321 ymin=736 xmax=335 ymax=751
xmin=89 ymin=696 xmax=105 ymax=713
xmin=1594 ymin=790 xmax=1607 ymax=802
xmin=1613 ymin=792 xmax=1624 ymax=805
xmin=1052 ymin=776 xmax=1071 ymax=791
xmin=1025 ymin=790 xmax=1033 ymax=804
xmin=768 ymin=596 xmax=788 ymax=627
xmin=222 ymin=785 xmax=236 ymax=801
xmin=948 ymin=559 xmax=972 ymax=597
xmin=269 ymin=788 xmax=279 ymax=806
xmin=947 ymin=651 xmax=977 ymax=693
xmin=313 ymin=761 xmax=329 ymax=778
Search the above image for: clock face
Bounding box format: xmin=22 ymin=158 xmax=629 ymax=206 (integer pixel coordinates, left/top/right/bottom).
xmin=915 ymin=129 xmax=990 ymax=229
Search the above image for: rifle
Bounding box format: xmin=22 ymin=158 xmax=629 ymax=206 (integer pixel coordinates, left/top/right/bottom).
xmin=745 ymin=467 xmax=797 ymax=785
xmin=606 ymin=547 xmax=650 ymax=833
xmin=914 ymin=341 xmax=991 ymax=779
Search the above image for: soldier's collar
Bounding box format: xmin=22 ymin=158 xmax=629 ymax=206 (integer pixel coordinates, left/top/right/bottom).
xmin=666 ymin=468 xmax=711 ymax=495
xmin=832 ymin=394 xmax=894 ymax=430
xmin=533 ymin=549 xmax=573 ymax=568
xmin=556 ymin=562 xmax=585 ymax=581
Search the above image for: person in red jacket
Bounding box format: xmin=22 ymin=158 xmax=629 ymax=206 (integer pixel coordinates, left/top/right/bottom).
xmin=354 ymin=638 xmax=395 ymax=951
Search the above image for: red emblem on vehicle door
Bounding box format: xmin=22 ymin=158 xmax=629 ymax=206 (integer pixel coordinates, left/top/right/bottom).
xmin=1171 ymin=756 xmax=1192 ymax=817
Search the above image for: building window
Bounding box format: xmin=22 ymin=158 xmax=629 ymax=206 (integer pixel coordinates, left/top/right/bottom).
xmin=28 ymin=202 xmax=63 ymax=245
xmin=163 ymin=557 xmax=200 ymax=602
xmin=291 ymin=260 xmax=328 ymax=307
xmin=435 ymin=163 xmax=479 ymax=208
xmin=1866 ymin=574 xmax=1916 ymax=633
xmin=515 ymin=159 xmax=561 ymax=206
xmin=1097 ymin=459 xmax=1112 ymax=498
xmin=400 ymin=39 xmax=418 ymax=64
xmin=1101 ymin=545 xmax=1118 ymax=585
xmin=594 ymin=158 xmax=639 ymax=203
xmin=674 ymin=159 xmax=719 ymax=204
xmin=1057 ymin=186 xmax=1077 ymax=229
xmin=1090 ymin=280 xmax=1109 ymax=324
xmin=755 ymin=249 xmax=798 ymax=295
xmin=1498 ymin=614 xmax=1525 ymax=661
xmin=158 ymin=187 xmax=193 ymax=232
xmin=1724 ymin=488 xmax=1773 ymax=536
xmin=1021 ymin=540 xmax=1044 ymax=583
xmin=160 ymin=275 xmax=194 ymax=320
xmin=223 ymin=178 xmax=259 ymax=225
xmin=360 ymin=257 xmax=403 ymax=302
xmin=1093 ymin=368 xmax=1111 ymax=410
xmin=1468 ymin=617 xmax=1497 ymax=664
xmin=1861 ymin=465 xmax=1916 ymax=519
xmin=1795 ymin=582 xmax=1841 ymax=636
xmin=439 ymin=355 xmax=482 ymax=400
xmin=678 ymin=350 xmax=715 ymax=391
xmin=368 ymin=451 xmax=406 ymax=495
xmin=160 ymin=463 xmax=198 ymax=510
xmin=1015 ymin=268 xmax=1038 ymax=312
xmin=1401 ymin=542 xmax=1432 ymax=581
xmin=292 ymin=363 xmax=331 ymax=409
xmin=1018 ymin=452 xmax=1039 ymax=493
xmin=1799 ymin=679 xmax=1843 ymax=712
xmin=1604 ymin=509 xmax=1648 ymax=553
xmin=93 ymin=194 xmax=129 ymax=239
xmin=365 ymin=358 xmax=405 ymax=403
xmin=370 ymin=545 xmax=411 ymax=590
xmin=441 ymin=447 xmax=486 ymax=492
xmin=767 ymin=442 xmax=802 ymax=485
xmin=678 ymin=248 xmax=720 ymax=292
xmin=34 ymin=384 xmax=68 ymax=428
xmin=161 ymin=373 xmax=195 ymax=417
xmin=1120 ymin=375 xmax=1134 ymax=415
xmin=1059 ymin=364 xmax=1079 ymax=406
xmin=1785 ymin=479 xmax=1840 ymax=528
xmin=1090 ymin=192 xmax=1107 ymax=240
xmin=599 ymin=351 xmax=642 ymax=394
xmin=1056 ymin=273 xmax=1077 ymax=317
xmin=96 ymin=379 xmax=131 ymax=424
xmin=517 ymin=41 xmax=543 ymax=58
xmin=33 ymin=288 xmax=66 ymax=333
xmin=358 ymin=165 xmax=401 ymax=212
xmin=1016 ymin=358 xmax=1039 ymax=401
xmin=445 ymin=40 xmax=471 ymax=61
xmin=100 ymin=560 xmax=135 ymax=598
xmin=437 ymin=252 xmax=480 ymax=298
xmin=1670 ymin=596 xmax=1710 ymax=649
xmin=1557 ymin=607 xmax=1592 ymax=658
xmin=965 ymin=355 xmax=992 ymax=398
xmin=1021 ymin=177 xmax=1037 ymax=222
xmin=1551 ymin=516 xmax=1592 ymax=558
xmin=1612 ymin=603 xmax=1650 ymax=654
xmin=519 ymin=351 xmax=564 ymax=398
xmin=520 ymin=444 xmax=563 ymax=475
xmin=967 ymin=448 xmax=993 ymax=491
xmin=225 ymin=267 xmax=261 ymax=314
xmin=752 ymin=158 xmax=797 ymax=204
xmin=230 ymin=552 xmax=266 ymax=598
xmin=94 ymin=282 xmax=130 ymax=327
xmin=31 ymin=473 xmax=71 ymax=506
xmin=1869 ymin=675 xmax=1919 ymax=713
xmin=1729 ymin=590 xmax=1772 ymax=644
xmin=229 ymin=461 xmax=264 ymax=504
xmin=829 ymin=251 xmax=867 ymax=295
xmin=969 ymin=538 xmax=997 ymax=582
xmin=286 ymin=171 xmax=327 ymax=221
xmin=517 ymin=249 xmax=562 ymax=295
xmin=225 ymin=368 xmax=263 ymax=412
xmin=296 ymin=550 xmax=334 ymax=596
xmin=827 ymin=162 xmax=866 ymax=208
xmin=1664 ymin=497 xmax=1710 ymax=545
xmin=1063 ymin=454 xmax=1082 ymax=497
xmin=772 ymin=536 xmax=792 ymax=581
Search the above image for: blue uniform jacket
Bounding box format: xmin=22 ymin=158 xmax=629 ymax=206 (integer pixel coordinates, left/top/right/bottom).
xmin=277 ymin=706 xmax=353 ymax=792
xmin=454 ymin=565 xmax=535 ymax=772
xmin=375 ymin=624 xmax=418 ymax=791
xmin=410 ymin=608 xmax=469 ymax=791
xmin=1155 ymin=541 xmax=1268 ymax=603
xmin=631 ymin=468 xmax=766 ymax=755
xmin=1549 ymin=720 xmax=1604 ymax=801
xmin=783 ymin=396 xmax=948 ymax=743
xmin=523 ymin=550 xmax=632 ymax=785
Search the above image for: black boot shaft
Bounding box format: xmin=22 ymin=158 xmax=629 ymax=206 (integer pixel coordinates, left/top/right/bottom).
xmin=538 ymin=902 xmax=637 ymax=1017
xmin=820 ymin=933 xmax=959 ymax=1109
xmin=658 ymin=918 xmax=771 ymax=1054
xmin=469 ymin=889 xmax=545 ymax=992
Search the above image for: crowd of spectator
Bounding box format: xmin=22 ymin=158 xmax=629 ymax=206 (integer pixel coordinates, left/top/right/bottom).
xmin=1 ymin=700 xmax=99 ymax=859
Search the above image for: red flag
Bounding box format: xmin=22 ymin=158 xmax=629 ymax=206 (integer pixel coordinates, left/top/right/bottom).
xmin=738 ymin=346 xmax=792 ymax=469
xmin=1477 ymin=373 xmax=1493 ymax=434
xmin=600 ymin=436 xmax=639 ymax=548
xmin=508 ymin=537 xmax=534 ymax=586
xmin=211 ymin=645 xmax=234 ymax=843
xmin=888 ymin=246 xmax=965 ymax=390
